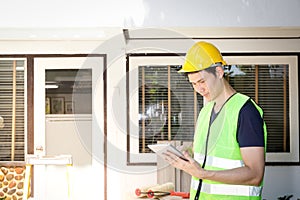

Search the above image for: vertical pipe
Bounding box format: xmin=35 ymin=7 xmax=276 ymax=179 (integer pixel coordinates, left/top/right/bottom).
xmin=11 ymin=60 xmax=17 ymax=161
xmin=168 ymin=66 xmax=171 ymax=141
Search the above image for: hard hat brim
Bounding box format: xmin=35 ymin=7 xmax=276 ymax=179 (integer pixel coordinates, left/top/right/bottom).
xmin=178 ymin=60 xmax=227 ymax=73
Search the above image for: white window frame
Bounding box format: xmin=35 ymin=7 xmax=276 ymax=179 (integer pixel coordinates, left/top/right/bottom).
xmin=128 ymin=54 xmax=299 ymax=165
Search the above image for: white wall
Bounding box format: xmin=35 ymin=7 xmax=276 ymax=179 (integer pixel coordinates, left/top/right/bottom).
xmin=122 ymin=35 xmax=300 ymax=200
xmin=1 ymin=0 xmax=300 ymax=199
xmin=264 ymin=166 xmax=300 ymax=199
xmin=1 ymin=28 xmax=300 ymax=199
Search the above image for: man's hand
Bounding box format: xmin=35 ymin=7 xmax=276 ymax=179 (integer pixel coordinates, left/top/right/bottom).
xmin=163 ymin=151 xmax=205 ymax=178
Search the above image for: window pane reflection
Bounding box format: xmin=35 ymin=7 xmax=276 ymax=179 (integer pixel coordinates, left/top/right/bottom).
xmin=45 ymin=69 xmax=92 ymax=114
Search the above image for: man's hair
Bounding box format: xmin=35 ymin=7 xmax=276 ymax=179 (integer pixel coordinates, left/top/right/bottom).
xmin=204 ymin=66 xmax=217 ymax=76
xmin=204 ymin=62 xmax=226 ymax=77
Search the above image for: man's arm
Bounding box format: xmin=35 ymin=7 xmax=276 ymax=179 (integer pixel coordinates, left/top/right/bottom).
xmin=199 ymin=147 xmax=265 ymax=186
xmin=164 ymin=146 xmax=265 ymax=186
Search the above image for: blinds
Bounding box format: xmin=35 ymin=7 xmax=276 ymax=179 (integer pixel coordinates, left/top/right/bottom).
xmin=138 ymin=65 xmax=202 ymax=153
xmin=228 ymin=64 xmax=289 ymax=153
xmin=138 ymin=63 xmax=290 ymax=154
xmin=0 ymin=60 xmax=25 ymax=161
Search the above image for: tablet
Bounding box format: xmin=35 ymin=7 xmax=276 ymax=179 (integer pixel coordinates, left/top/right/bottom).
xmin=148 ymin=143 xmax=188 ymax=161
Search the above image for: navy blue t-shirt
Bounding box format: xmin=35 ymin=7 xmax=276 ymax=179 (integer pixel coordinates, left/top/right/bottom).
xmin=237 ymin=99 xmax=265 ymax=147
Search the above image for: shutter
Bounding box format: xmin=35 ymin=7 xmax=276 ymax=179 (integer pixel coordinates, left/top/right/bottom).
xmin=138 ymin=65 xmax=202 ymax=153
xmin=228 ymin=64 xmax=289 ymax=153
xmin=0 ymin=60 xmax=25 ymax=161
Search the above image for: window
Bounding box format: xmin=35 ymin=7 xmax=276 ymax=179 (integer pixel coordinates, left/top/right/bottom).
xmin=127 ymin=54 xmax=299 ymax=165
xmin=0 ymin=59 xmax=26 ymax=161
xmin=127 ymin=55 xmax=199 ymax=164
xmin=225 ymin=55 xmax=298 ymax=164
xmin=138 ymin=65 xmax=202 ymax=153
xmin=45 ymin=69 xmax=92 ymax=114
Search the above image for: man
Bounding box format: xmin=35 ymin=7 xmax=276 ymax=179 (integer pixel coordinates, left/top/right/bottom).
xmin=164 ymin=41 xmax=267 ymax=200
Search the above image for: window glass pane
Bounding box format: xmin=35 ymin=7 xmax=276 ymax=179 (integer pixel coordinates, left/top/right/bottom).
xmin=45 ymin=69 xmax=92 ymax=114
xmin=0 ymin=60 xmax=25 ymax=161
xmin=258 ymin=65 xmax=290 ymax=152
xmin=137 ymin=63 xmax=290 ymax=154
xmin=138 ymin=65 xmax=202 ymax=153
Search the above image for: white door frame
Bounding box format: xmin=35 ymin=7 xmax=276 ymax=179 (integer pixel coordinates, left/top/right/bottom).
xmin=33 ymin=56 xmax=105 ymax=199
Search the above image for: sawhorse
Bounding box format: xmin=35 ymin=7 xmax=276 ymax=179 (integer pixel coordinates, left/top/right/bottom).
xmin=23 ymin=155 xmax=73 ymax=199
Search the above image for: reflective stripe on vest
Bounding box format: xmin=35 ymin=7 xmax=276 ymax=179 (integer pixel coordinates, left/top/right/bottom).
xmin=191 ymin=179 xmax=262 ymax=196
xmin=194 ymin=153 xmax=245 ymax=169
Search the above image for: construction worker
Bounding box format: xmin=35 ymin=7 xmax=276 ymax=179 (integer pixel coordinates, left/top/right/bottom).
xmin=164 ymin=41 xmax=267 ymax=200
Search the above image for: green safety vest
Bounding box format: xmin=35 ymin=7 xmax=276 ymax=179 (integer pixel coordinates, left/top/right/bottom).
xmin=190 ymin=93 xmax=267 ymax=200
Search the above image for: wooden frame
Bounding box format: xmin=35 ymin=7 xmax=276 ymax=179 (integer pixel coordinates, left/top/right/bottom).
xmin=50 ymin=97 xmax=65 ymax=114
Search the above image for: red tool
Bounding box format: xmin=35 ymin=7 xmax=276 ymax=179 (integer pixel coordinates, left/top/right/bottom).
xmin=147 ymin=190 xmax=190 ymax=198
xmin=135 ymin=188 xmax=145 ymax=197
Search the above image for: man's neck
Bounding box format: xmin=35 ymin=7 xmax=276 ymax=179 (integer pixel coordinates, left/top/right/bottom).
xmin=214 ymin=85 xmax=236 ymax=113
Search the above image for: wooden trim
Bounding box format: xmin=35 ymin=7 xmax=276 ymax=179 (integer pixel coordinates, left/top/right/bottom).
xmin=126 ymin=53 xmax=185 ymax=57
xmin=27 ymin=56 xmax=34 ymax=154
xmin=194 ymin=91 xmax=197 ymax=126
xmin=103 ymin=54 xmax=108 ymax=200
xmin=255 ymin=65 xmax=259 ymax=103
xmin=126 ymin=55 xmax=130 ymax=164
xmin=126 ymin=37 xmax=300 ymax=40
xmin=11 ymin=61 xmax=17 ymax=161
xmin=283 ymin=65 xmax=287 ymax=152
xmin=0 ymin=161 xmax=26 ymax=166
xmin=168 ymin=65 xmax=171 ymax=141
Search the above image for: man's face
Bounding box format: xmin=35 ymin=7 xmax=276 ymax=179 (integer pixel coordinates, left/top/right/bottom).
xmin=187 ymin=69 xmax=220 ymax=102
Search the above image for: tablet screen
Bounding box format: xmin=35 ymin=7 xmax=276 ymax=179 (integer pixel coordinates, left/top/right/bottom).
xmin=148 ymin=143 xmax=187 ymax=161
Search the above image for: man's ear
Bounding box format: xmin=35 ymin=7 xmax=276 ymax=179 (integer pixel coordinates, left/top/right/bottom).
xmin=215 ymin=66 xmax=224 ymax=79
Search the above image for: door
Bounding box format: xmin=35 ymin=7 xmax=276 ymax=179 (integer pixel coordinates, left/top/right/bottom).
xmin=33 ymin=56 xmax=105 ymax=200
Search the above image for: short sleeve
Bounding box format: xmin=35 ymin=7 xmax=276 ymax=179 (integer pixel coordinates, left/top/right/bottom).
xmin=237 ymin=100 xmax=265 ymax=147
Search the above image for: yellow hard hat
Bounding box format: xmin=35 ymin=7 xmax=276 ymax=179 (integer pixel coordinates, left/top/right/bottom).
xmin=179 ymin=41 xmax=227 ymax=73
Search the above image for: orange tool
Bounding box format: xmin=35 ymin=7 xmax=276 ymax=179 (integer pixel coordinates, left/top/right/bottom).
xmin=147 ymin=190 xmax=190 ymax=199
